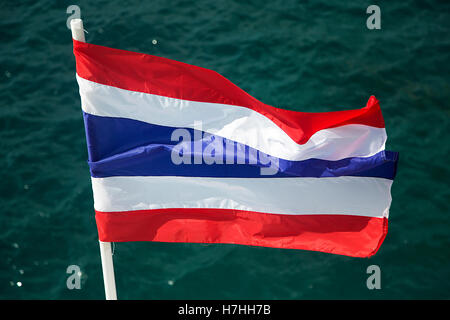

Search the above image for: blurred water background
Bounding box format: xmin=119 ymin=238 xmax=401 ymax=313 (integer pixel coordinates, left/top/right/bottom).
xmin=0 ymin=0 xmax=449 ymax=299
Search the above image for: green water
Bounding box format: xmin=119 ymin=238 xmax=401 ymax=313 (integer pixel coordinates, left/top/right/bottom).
xmin=1 ymin=0 xmax=449 ymax=299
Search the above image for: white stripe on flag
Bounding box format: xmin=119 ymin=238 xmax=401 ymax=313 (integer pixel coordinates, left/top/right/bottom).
xmin=77 ymin=76 xmax=387 ymax=161
xmin=91 ymin=176 xmax=393 ymax=218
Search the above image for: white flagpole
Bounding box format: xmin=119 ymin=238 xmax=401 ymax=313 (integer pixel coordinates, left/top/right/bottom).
xmin=70 ymin=18 xmax=85 ymax=42
xmin=98 ymin=241 xmax=118 ymax=300
xmin=71 ymin=18 xmax=118 ymax=300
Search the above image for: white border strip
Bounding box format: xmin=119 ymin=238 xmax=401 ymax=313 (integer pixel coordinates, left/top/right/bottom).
xmin=77 ymin=76 xmax=387 ymax=161
xmin=91 ymin=176 xmax=392 ymax=218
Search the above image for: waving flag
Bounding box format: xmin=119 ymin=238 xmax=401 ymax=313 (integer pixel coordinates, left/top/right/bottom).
xmin=73 ymin=39 xmax=398 ymax=258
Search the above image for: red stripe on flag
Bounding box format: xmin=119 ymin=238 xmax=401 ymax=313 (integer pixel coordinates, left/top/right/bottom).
xmin=73 ymin=40 xmax=385 ymax=145
xmin=95 ymin=208 xmax=388 ymax=258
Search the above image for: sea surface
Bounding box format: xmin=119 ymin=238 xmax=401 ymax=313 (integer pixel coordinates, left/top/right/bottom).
xmin=0 ymin=0 xmax=449 ymax=299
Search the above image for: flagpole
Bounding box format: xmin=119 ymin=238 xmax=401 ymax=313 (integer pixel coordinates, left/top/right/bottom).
xmin=71 ymin=18 xmax=118 ymax=300
xmin=98 ymin=241 xmax=118 ymax=300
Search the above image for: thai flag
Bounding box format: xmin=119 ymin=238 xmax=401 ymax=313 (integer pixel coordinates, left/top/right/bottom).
xmin=73 ymin=39 xmax=398 ymax=258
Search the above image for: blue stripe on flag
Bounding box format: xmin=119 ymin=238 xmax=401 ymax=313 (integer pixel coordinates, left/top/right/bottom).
xmin=83 ymin=112 xmax=398 ymax=179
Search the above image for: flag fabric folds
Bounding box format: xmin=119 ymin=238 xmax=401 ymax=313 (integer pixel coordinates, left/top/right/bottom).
xmin=73 ymin=39 xmax=398 ymax=258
